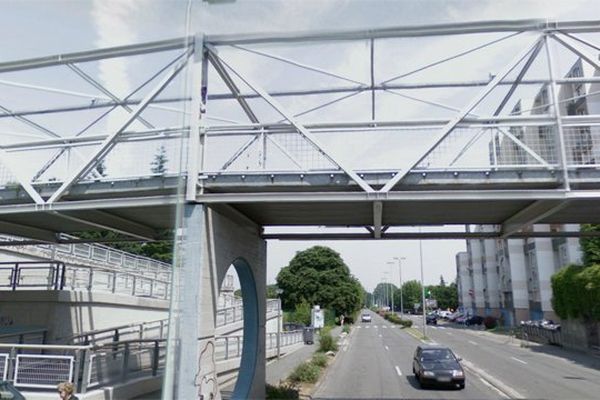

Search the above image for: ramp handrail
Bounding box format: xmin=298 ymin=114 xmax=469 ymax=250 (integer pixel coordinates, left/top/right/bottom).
xmin=0 ymin=261 xmax=170 ymax=299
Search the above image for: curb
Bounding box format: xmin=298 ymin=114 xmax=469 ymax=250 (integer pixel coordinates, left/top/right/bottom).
xmin=460 ymin=358 xmax=524 ymax=399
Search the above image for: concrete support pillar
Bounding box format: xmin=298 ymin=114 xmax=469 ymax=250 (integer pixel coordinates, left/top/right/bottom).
xmin=164 ymin=205 xmax=266 ymax=400
xmin=532 ymin=226 xmax=555 ymax=317
xmin=469 ymin=239 xmax=486 ymax=314
xmin=455 ymin=252 xmax=471 ymax=312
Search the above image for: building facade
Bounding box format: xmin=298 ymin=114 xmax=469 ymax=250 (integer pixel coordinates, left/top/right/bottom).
xmin=457 ymin=56 xmax=596 ymax=326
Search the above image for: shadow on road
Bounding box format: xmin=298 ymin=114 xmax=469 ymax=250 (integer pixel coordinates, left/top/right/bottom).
xmin=405 ymin=374 xmax=461 ymax=391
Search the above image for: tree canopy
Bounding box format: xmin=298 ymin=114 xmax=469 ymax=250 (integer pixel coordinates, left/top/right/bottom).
xmin=276 ymin=246 xmax=363 ymax=317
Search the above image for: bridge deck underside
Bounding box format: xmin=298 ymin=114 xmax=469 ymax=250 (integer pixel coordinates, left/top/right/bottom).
xmin=0 ymin=172 xmax=598 ymax=242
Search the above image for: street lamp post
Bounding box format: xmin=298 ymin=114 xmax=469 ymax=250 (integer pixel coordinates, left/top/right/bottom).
xmin=275 ymin=288 xmax=283 ymax=359
xmin=392 ymin=257 xmax=406 ymax=317
xmin=419 ymin=229 xmax=426 ymax=338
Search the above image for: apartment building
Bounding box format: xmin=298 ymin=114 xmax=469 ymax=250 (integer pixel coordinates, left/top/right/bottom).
xmin=457 ymin=56 xmax=596 ymax=326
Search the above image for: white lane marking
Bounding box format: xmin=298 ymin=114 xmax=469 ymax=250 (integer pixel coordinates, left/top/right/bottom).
xmin=511 ymin=356 xmax=527 ymax=365
xmin=385 ymin=345 xmax=389 ymax=350
xmin=366 ymin=326 xmax=370 ymax=329
xmin=382 ymin=325 xmax=387 ymax=329
xmin=395 ymin=366 xmax=402 ymax=376
xmin=446 ymin=332 xmax=453 ymax=336
xmin=468 ymin=340 xmax=478 ymax=346
xmin=438 ymin=326 xmax=446 ymax=330
xmin=379 ymin=334 xmax=383 ymax=337
xmin=373 ymin=325 xmax=378 ymax=328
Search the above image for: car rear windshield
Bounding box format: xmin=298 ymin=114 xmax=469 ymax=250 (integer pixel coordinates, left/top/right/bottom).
xmin=422 ymin=349 xmax=454 ymax=361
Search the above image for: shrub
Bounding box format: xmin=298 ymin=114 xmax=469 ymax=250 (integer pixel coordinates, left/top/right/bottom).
xmin=483 ymin=316 xmax=497 ymax=330
xmin=266 ymin=383 xmax=299 ymax=400
xmin=312 ymin=352 xmax=328 ymax=368
xmin=319 ymin=329 xmax=338 ymax=352
xmin=551 ymin=264 xmax=600 ymax=321
xmin=400 ymin=319 xmax=413 ymax=328
xmin=342 ymin=324 xmax=351 ymax=334
xmin=289 ymin=361 xmax=321 ymax=384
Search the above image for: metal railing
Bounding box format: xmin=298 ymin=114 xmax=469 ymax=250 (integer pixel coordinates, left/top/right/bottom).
xmin=0 ymin=234 xmax=171 ymax=278
xmin=0 ymin=328 xmax=47 ymax=345
xmin=216 ymin=330 xmax=303 ymax=361
xmin=0 ymin=328 xmax=303 ymax=394
xmin=0 ymin=261 xmax=170 ymax=299
xmin=517 ymin=324 xmax=563 ymax=346
xmin=216 ymin=298 xmax=280 ymax=328
xmin=59 ymin=319 xmax=169 ymax=347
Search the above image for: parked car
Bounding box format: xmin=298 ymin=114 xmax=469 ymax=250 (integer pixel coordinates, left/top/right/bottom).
xmin=465 ymin=315 xmax=484 ymax=326
xmin=426 ymin=313 xmax=438 ymax=325
xmin=455 ymin=315 xmax=467 ymax=324
xmin=412 ymin=344 xmax=465 ymax=389
xmin=361 ymin=313 xmax=372 ymax=323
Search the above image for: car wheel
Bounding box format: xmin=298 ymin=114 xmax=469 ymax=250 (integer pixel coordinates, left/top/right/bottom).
xmin=459 ymin=383 xmax=465 ymax=390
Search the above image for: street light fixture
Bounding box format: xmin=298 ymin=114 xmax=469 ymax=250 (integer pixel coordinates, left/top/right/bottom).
xmin=275 ymin=288 xmax=283 ymax=359
xmin=393 ymin=257 xmax=406 ymax=318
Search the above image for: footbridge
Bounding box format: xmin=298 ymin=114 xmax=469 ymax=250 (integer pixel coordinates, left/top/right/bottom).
xmin=1 ymin=18 xmax=600 ymax=399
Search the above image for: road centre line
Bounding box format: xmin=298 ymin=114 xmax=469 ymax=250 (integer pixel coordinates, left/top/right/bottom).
xmin=510 ymin=356 xmax=527 ymax=365
xmin=385 ymin=345 xmax=389 ymax=350
xmin=468 ymin=340 xmax=478 ymax=346
xmin=395 ymin=366 xmax=402 ymax=376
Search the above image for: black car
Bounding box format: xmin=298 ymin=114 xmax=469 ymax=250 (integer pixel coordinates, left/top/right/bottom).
xmin=465 ymin=315 xmax=484 ymax=326
xmin=426 ymin=313 xmax=438 ymax=325
xmin=412 ymin=344 xmax=465 ymax=389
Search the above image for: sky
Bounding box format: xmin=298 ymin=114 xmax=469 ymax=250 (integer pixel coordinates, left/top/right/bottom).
xmin=1 ymin=0 xmax=599 ymax=291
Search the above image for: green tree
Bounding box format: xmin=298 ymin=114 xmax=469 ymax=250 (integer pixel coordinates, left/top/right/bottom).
xmin=399 ymin=280 xmax=423 ymax=311
xmin=580 ymin=224 xmax=600 ymax=266
xmin=427 ymin=282 xmax=458 ymax=310
xmin=151 ymin=145 xmax=168 ymax=174
xmin=276 ymin=246 xmax=363 ymax=317
xmin=373 ymin=282 xmax=397 ymax=308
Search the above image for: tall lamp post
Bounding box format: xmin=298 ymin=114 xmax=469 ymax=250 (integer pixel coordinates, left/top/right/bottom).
xmin=392 ymin=256 xmax=406 ymax=317
xmin=386 ymin=262 xmax=395 ymax=313
xmin=276 ymin=288 xmax=283 ymax=359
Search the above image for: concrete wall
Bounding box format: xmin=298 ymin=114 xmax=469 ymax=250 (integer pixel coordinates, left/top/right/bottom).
xmin=0 ymin=290 xmax=168 ymax=342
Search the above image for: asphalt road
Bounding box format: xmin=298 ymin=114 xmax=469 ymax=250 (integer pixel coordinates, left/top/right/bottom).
xmin=407 ymin=314 xmax=600 ymax=400
xmin=313 ymin=311 xmax=503 ymax=399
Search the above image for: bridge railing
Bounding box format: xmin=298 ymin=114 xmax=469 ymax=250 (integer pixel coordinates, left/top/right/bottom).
xmin=0 ymin=261 xmax=170 ymax=300
xmin=0 ymin=328 xmax=303 ymax=394
xmin=0 ymin=234 xmax=172 ymax=280
xmin=216 ymin=298 xmax=279 ymax=328
xmin=59 ymin=319 xmax=169 ymax=347
xmin=0 ymin=328 xmax=47 ymax=345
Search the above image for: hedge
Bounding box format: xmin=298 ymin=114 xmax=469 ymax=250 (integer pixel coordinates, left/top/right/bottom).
xmin=551 ymin=264 xmax=600 ymax=321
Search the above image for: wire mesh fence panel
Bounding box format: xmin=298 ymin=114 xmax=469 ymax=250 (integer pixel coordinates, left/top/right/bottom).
xmin=73 ymin=243 xmax=92 ymax=258
xmin=417 ymin=126 xmax=559 ymax=170
xmin=0 ymin=268 xmax=13 ymax=288
xmin=0 ymin=354 xmax=7 ymax=380
xmin=563 ymin=125 xmax=600 ymax=166
xmin=88 ymin=352 xmax=125 ymax=388
xmin=14 ymin=355 xmax=73 ymax=389
xmin=15 ymin=267 xmax=55 ymax=289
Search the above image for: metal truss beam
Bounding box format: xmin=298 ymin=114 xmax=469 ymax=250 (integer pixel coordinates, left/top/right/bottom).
xmin=0 ymin=195 xmax=178 ymax=215
xmin=0 ymin=37 xmax=190 ymax=73
xmin=379 ymin=35 xmax=543 ymax=193
xmin=551 ymin=34 xmax=600 ymax=72
xmin=196 ymin=189 xmax=590 ymax=203
xmin=206 ymin=46 xmax=375 ymax=193
xmin=206 ymin=19 xmax=600 ymax=46
xmin=262 ymin=229 xmax=600 ymax=240
xmin=47 ymin=50 xmax=192 ymax=203
xmin=53 ymin=210 xmax=158 ymax=240
xmin=501 ymin=199 xmax=569 ymax=238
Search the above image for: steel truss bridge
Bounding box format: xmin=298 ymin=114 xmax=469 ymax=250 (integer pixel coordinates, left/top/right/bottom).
xmin=1 ymin=19 xmax=600 ymax=244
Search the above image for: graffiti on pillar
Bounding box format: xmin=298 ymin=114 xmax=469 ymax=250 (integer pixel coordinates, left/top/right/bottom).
xmin=195 ymin=339 xmax=219 ymax=400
